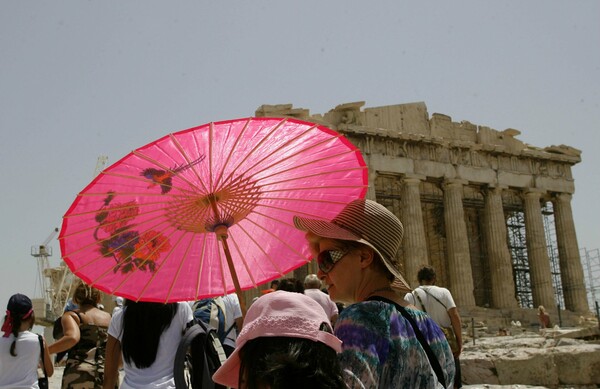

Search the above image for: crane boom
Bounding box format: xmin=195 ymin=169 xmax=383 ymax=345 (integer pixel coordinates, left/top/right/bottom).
xmin=42 ymin=227 xmax=59 ymax=246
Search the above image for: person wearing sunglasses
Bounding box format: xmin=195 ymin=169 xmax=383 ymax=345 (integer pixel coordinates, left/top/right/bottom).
xmin=294 ymin=198 xmax=455 ymax=389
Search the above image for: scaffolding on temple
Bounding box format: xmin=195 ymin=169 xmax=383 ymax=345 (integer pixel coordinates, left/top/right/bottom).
xmin=581 ymin=247 xmax=600 ymax=311
xmin=506 ymin=210 xmax=533 ymax=308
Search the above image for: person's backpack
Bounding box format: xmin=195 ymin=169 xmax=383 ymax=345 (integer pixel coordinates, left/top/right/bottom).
xmin=174 ymin=319 xmax=227 ymax=389
xmin=192 ymin=298 xmax=235 ymax=344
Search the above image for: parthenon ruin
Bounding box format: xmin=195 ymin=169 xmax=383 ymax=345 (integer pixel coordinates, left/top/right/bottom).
xmin=255 ymin=101 xmax=589 ymax=313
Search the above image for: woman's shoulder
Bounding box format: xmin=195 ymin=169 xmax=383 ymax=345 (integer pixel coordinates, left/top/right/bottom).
xmin=80 ymin=308 xmax=111 ymax=327
xmin=338 ymin=300 xmax=396 ymax=327
xmin=61 ymin=309 xmax=84 ymax=327
xmin=346 ymin=300 xmax=442 ymax=333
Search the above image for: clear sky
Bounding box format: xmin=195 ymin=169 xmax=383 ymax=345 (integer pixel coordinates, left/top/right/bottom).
xmin=1 ymin=1 xmax=599 ymax=311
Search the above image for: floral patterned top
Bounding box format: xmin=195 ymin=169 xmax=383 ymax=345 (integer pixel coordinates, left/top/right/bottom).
xmin=335 ymin=300 xmax=455 ymax=389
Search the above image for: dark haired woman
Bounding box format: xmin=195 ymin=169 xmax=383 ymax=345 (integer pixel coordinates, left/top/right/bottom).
xmin=103 ymin=300 xmax=193 ymax=389
xmin=49 ymin=281 xmax=112 ymax=388
xmin=0 ymin=293 xmax=54 ymax=388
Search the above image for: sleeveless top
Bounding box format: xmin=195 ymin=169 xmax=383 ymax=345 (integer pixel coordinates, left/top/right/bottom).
xmin=61 ymin=312 xmax=110 ymax=389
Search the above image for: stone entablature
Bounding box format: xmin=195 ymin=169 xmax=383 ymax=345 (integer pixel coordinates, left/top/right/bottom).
xmin=256 ymin=101 xmax=580 ymax=195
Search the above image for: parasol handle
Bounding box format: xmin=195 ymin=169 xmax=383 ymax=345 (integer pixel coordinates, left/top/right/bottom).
xmin=214 ymin=225 xmax=247 ymax=317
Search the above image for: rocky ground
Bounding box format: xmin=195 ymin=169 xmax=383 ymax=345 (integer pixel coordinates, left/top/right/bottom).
xmin=460 ymin=325 xmax=600 ymax=389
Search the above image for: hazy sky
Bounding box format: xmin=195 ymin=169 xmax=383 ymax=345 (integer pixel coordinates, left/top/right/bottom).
xmin=1 ymin=2 xmax=599 ymax=310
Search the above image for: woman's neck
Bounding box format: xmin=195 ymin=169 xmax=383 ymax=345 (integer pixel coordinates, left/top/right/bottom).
xmin=18 ymin=320 xmax=32 ymax=332
xmin=79 ymin=303 xmax=96 ymax=310
xmin=357 ymin=280 xmax=395 ymax=302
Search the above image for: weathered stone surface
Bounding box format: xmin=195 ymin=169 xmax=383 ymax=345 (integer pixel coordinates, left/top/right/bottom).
xmin=461 ymin=332 xmax=600 ymax=388
xmin=462 ymin=357 xmax=501 ymax=385
xmin=554 ymin=348 xmax=600 ymax=386
xmin=494 ymin=353 xmax=558 ymax=387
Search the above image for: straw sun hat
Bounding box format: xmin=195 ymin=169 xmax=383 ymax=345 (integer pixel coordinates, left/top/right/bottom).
xmin=293 ymin=198 xmax=411 ymax=292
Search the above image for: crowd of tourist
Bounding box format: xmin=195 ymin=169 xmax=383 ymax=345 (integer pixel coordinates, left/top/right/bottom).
xmin=2 ymin=198 xmax=461 ymax=389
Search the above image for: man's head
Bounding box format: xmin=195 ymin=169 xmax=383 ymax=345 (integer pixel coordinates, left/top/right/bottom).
xmin=417 ymin=265 xmax=436 ymax=284
xmin=304 ymin=274 xmax=322 ymax=289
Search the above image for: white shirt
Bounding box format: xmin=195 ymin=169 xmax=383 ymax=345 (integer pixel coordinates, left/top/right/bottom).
xmin=108 ymin=302 xmax=193 ymax=389
xmin=220 ymin=293 xmax=243 ymax=348
xmin=0 ymin=330 xmax=41 ymax=389
xmin=304 ymin=288 xmax=338 ymax=320
xmin=404 ymin=285 xmax=456 ymax=327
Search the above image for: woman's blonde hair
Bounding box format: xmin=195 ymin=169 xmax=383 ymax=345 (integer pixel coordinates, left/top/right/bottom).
xmin=538 ymin=305 xmax=547 ymax=313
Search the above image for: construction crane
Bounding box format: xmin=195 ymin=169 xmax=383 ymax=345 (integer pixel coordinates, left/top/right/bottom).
xmin=32 ymin=155 xmax=110 ymax=326
xmin=31 ymin=228 xmax=59 ymax=323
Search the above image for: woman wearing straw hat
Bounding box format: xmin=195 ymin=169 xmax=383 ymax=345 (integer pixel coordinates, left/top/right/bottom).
xmin=294 ymin=199 xmax=455 ymax=389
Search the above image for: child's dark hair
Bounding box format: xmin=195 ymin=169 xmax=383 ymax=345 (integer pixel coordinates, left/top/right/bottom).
xmin=4 ymin=310 xmax=34 ymax=357
xmin=238 ymin=336 xmax=346 ymax=389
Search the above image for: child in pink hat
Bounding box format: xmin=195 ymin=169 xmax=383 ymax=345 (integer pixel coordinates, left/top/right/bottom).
xmin=212 ymin=290 xmax=345 ymax=389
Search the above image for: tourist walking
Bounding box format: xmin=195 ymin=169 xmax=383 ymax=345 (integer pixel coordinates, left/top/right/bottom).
xmin=103 ymin=300 xmax=193 ymax=389
xmin=304 ymin=274 xmax=339 ymax=326
xmin=405 ymin=265 xmax=463 ymax=388
xmin=49 ymin=281 xmax=112 ymax=388
xmin=0 ymin=293 xmax=54 ymax=388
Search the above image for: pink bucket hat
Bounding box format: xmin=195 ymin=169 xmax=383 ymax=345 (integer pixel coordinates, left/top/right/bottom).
xmin=293 ymin=198 xmax=411 ymax=292
xmin=212 ymin=290 xmax=342 ymax=388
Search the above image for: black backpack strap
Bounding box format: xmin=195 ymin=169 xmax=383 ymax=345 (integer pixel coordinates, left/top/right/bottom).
xmin=367 ymin=296 xmax=447 ymax=389
xmin=223 ymin=322 xmax=236 ymax=340
xmin=38 ymin=335 xmax=48 ymax=379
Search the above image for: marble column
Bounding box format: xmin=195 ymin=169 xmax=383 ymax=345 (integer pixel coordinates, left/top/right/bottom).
xmin=552 ymin=193 xmax=589 ymax=312
xmin=483 ymin=186 xmax=518 ymax=308
xmin=523 ymin=190 xmax=555 ymax=308
xmin=367 ymin=167 xmax=377 ymax=200
xmin=443 ymin=179 xmax=476 ymax=306
xmin=400 ymin=175 xmax=428 ymax=289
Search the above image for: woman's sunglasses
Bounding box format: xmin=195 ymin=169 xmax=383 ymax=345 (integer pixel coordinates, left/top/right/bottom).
xmin=317 ymin=249 xmax=350 ymax=273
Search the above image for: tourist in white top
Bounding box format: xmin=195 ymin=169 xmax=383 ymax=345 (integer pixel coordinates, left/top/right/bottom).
xmin=0 ymin=293 xmax=53 ymax=389
xmin=103 ymin=300 xmax=193 ymax=389
xmin=304 ymin=274 xmax=339 ymax=326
